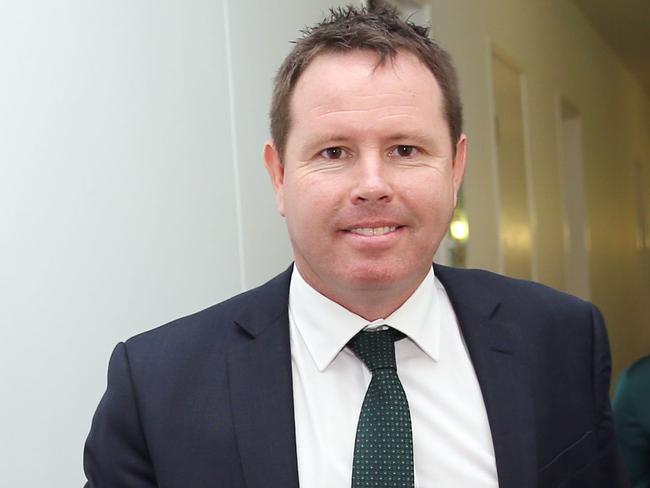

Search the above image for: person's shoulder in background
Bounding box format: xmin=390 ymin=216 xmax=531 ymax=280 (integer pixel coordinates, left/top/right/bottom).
xmin=613 ymin=353 xmax=650 ymax=487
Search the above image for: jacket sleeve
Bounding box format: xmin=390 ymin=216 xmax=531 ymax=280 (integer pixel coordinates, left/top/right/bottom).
xmin=83 ymin=342 xmax=157 ymax=487
xmin=591 ymin=305 xmax=631 ymax=487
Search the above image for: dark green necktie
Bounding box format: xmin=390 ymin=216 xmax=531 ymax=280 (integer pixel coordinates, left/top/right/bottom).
xmin=347 ymin=327 xmax=414 ymax=488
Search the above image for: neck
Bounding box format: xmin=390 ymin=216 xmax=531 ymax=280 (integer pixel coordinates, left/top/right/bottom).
xmin=296 ymin=265 xmax=429 ymax=321
xmin=335 ymin=292 xmax=412 ymax=322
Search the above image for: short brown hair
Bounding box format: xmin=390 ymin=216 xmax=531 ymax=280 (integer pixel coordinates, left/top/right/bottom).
xmin=270 ymin=0 xmax=463 ymax=160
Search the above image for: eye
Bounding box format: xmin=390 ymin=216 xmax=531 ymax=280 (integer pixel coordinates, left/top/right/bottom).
xmin=319 ymin=147 xmax=348 ymax=160
xmin=390 ymin=145 xmax=419 ymax=158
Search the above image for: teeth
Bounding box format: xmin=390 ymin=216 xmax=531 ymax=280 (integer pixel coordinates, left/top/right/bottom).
xmin=349 ymin=226 xmax=397 ymax=236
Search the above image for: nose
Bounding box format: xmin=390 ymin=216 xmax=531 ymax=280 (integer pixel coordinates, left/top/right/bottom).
xmin=350 ymin=156 xmax=393 ymax=204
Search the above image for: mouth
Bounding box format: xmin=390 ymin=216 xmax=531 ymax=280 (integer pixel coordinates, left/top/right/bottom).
xmin=345 ymin=225 xmax=401 ymax=236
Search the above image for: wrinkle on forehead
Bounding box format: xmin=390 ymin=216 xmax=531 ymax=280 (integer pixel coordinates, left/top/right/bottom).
xmin=376 ymin=113 xmax=420 ymax=122
xmin=305 ymin=90 xmax=424 ymax=120
xmin=308 ymin=104 xmax=422 ymax=118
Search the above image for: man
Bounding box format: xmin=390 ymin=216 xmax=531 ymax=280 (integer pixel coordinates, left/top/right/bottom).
xmin=84 ymin=2 xmax=628 ymax=487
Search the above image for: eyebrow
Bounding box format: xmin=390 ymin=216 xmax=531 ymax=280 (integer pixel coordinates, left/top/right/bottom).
xmin=303 ymin=134 xmax=352 ymax=152
xmin=306 ymin=132 xmax=434 ymax=145
xmin=383 ymin=133 xmax=436 ymax=146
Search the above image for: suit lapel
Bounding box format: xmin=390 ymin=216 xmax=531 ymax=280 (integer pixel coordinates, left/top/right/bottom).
xmin=227 ymin=267 xmax=300 ymax=488
xmin=435 ymin=265 xmax=538 ymax=488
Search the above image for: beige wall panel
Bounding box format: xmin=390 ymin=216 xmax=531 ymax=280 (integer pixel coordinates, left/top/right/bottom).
xmin=492 ymin=54 xmax=533 ymax=280
xmin=426 ymin=0 xmax=650 ymax=378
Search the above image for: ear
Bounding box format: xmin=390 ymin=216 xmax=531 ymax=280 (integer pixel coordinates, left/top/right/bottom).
xmin=452 ymin=134 xmax=467 ymax=207
xmin=263 ymin=139 xmax=286 ymax=216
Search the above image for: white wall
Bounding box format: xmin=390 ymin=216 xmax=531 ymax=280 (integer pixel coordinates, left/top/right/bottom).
xmin=0 ymin=1 xmax=345 ymax=485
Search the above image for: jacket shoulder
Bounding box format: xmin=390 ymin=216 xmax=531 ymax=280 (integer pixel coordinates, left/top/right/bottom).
xmin=435 ymin=264 xmax=593 ymax=312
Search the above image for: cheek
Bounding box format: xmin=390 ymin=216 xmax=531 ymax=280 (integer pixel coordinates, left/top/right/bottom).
xmin=403 ymin=175 xmax=453 ymax=208
xmin=284 ymin=181 xmax=333 ymax=231
xmin=403 ymin=180 xmax=456 ymax=237
xmin=289 ymin=176 xmax=343 ymax=211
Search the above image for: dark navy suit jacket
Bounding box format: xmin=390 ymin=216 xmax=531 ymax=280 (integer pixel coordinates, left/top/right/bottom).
xmin=84 ymin=265 xmax=629 ymax=487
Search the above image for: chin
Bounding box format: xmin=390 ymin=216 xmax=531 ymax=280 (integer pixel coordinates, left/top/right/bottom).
xmin=341 ymin=266 xmax=413 ymax=290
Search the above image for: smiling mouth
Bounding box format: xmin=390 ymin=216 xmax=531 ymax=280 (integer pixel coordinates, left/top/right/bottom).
xmin=347 ymin=226 xmax=399 ymax=236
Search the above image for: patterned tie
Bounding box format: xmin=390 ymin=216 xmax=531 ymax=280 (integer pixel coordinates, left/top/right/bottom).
xmin=347 ymin=327 xmax=414 ymax=488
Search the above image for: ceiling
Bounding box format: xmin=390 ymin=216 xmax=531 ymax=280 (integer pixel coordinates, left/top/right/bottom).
xmin=570 ymin=0 xmax=650 ymax=98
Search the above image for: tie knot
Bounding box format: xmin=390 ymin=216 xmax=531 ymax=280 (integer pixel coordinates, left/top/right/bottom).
xmin=348 ymin=327 xmax=404 ymax=372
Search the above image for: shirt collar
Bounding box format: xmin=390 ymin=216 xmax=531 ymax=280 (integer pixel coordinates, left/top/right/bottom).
xmin=289 ymin=264 xmax=441 ymax=372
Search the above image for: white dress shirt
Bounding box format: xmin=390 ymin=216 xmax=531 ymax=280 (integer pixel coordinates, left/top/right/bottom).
xmin=288 ymin=264 xmax=499 ymax=487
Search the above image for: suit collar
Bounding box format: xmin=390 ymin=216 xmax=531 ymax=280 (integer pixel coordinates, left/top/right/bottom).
xmin=232 ymin=265 xmax=294 ymax=337
xmin=435 ymin=264 xmax=538 ymax=488
xmin=434 ymin=263 xmax=501 ymax=322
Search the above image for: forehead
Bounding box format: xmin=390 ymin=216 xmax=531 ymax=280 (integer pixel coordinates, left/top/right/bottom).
xmin=287 ymin=49 xmax=447 ymax=142
xmin=293 ymin=49 xmax=441 ymax=107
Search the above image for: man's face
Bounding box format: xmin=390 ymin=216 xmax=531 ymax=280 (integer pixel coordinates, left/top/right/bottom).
xmin=265 ymin=50 xmax=466 ymax=309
